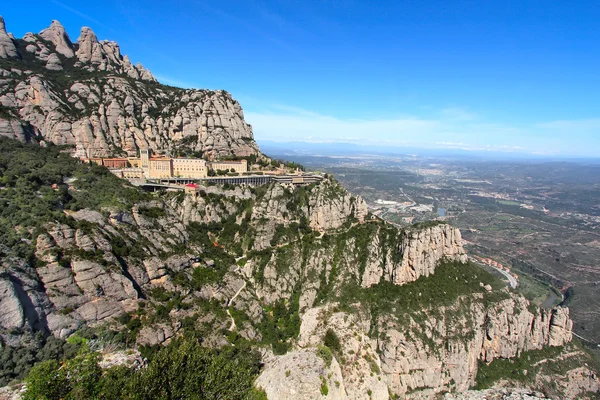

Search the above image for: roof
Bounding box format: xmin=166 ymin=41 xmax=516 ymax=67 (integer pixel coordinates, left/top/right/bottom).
xmin=185 ymin=183 xmax=199 ymax=188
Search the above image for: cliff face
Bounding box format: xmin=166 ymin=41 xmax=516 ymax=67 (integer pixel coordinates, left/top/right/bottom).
xmin=258 ymin=295 xmax=581 ymax=400
xmin=0 ymin=16 xmax=596 ymax=399
xmin=0 ymin=17 xmax=259 ymax=158
xmin=378 ymin=296 xmax=572 ymax=395
xmin=362 ymin=223 xmax=467 ymax=287
xmin=0 ymin=173 xmax=472 ymax=348
xmin=0 ymin=138 xmax=594 ymax=397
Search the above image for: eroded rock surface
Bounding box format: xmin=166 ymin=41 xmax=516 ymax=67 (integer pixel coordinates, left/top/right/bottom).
xmin=0 ymin=17 xmax=259 ymax=158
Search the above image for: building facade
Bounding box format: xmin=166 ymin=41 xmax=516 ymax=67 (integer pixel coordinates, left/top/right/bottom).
xmin=172 ymin=158 xmax=208 ymax=178
xmin=209 ymin=160 xmax=248 ymax=174
xmin=148 ymin=158 xmax=173 ymax=178
xmin=90 ymin=148 xmax=248 ymax=180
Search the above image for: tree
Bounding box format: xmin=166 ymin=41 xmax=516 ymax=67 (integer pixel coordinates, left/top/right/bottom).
xmin=22 ymin=360 xmax=68 ymax=400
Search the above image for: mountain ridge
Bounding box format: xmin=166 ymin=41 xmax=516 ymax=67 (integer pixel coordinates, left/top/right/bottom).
xmin=0 ymin=16 xmax=259 ymax=160
xmin=0 ymin=16 xmax=597 ymax=400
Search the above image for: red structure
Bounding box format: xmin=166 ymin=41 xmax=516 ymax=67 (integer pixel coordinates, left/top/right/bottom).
xmin=102 ymin=158 xmax=129 ymax=168
xmin=184 ymin=183 xmax=200 ymax=194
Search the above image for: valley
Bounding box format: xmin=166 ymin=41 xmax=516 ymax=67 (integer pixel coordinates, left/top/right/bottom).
xmin=264 ymin=147 xmax=600 ymax=355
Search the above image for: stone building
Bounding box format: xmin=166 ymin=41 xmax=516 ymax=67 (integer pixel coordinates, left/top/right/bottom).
xmin=209 ymin=160 xmax=248 ymax=173
xmin=172 ymin=158 xmax=208 ymax=178
xmin=148 ymin=157 xmax=173 ymax=178
xmin=102 ymin=158 xmax=129 ymax=169
xmin=98 ymin=148 xmax=248 ymax=180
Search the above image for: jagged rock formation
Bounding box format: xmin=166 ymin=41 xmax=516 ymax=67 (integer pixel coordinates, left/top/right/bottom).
xmin=308 ymin=178 xmax=369 ymax=231
xmin=256 ymin=349 xmax=347 ymax=400
xmin=0 ymin=167 xmax=471 ymax=351
xmin=0 ymin=16 xmax=597 ymax=397
xmin=0 ymin=17 xmax=259 ymax=158
xmin=362 ymin=223 xmax=467 ymax=287
xmin=258 ymin=295 xmax=585 ymax=400
xmin=0 ymin=17 xmax=18 ymax=59
xmin=0 ymin=142 xmax=595 ymax=397
xmin=444 ymin=388 xmax=548 ymax=399
xmin=377 ymin=296 xmax=571 ymax=396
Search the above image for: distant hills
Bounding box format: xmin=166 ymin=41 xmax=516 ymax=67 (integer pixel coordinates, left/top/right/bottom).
xmin=258 ymin=139 xmax=600 ymax=162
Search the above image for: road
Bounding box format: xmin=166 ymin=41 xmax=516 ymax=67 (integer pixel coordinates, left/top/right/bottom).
xmin=469 ymin=256 xmax=518 ymax=289
xmin=494 ymin=266 xmax=518 ymax=289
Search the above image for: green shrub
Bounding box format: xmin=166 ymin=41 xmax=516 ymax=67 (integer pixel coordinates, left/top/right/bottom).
xmin=320 ymin=378 xmax=329 ymax=396
xmin=22 ymin=360 xmax=68 ymax=400
xmin=324 ymin=329 xmax=342 ymax=353
xmin=317 ymin=345 xmax=333 ymax=367
xmin=22 ymin=339 xmax=263 ymax=399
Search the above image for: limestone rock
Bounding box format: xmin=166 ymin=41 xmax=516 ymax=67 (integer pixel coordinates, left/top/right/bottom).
xmin=45 ymin=53 xmax=63 ymax=71
xmin=309 ymin=179 xmax=368 ymax=231
xmin=98 ymin=349 xmax=145 ymax=370
xmin=284 ymin=294 xmax=579 ymax=400
xmin=0 ymin=18 xmax=259 ymax=157
xmin=75 ymin=27 xmax=98 ymax=63
xmin=137 ymin=324 xmax=175 ymax=346
xmin=0 ymin=119 xmax=27 ymax=140
xmin=0 ymin=16 xmax=18 ymax=59
xmin=256 ymin=348 xmax=348 ymax=400
xmin=444 ymin=388 xmax=548 ymax=399
xmin=39 ymin=20 xmax=74 ymax=58
xmin=388 ymin=224 xmax=468 ymax=285
xmin=0 ymin=277 xmax=24 ymax=330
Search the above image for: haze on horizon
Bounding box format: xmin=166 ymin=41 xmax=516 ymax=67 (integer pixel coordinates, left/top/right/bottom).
xmin=3 ymin=0 xmax=599 ymax=157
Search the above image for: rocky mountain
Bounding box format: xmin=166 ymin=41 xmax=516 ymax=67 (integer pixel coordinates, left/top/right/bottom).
xmin=0 ymin=16 xmax=598 ymax=400
xmin=0 ymin=138 xmax=597 ymax=399
xmin=0 ymin=17 xmax=258 ymax=159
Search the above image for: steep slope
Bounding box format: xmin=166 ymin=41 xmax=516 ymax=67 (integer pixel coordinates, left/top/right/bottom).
xmin=0 ymin=15 xmax=597 ymax=400
xmin=0 ymin=17 xmax=259 ymax=159
xmin=0 ymin=138 xmax=596 ymax=399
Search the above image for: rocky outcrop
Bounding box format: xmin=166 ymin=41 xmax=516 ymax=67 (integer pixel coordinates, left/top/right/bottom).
xmin=395 ymin=224 xmax=467 ymax=284
xmin=0 ymin=17 xmax=260 ymax=158
xmin=361 ymin=223 xmax=468 ymax=287
xmin=256 ymin=349 xmax=347 ymax=400
xmin=308 ymin=178 xmax=368 ymax=231
xmin=296 ymin=306 xmax=389 ymax=400
xmin=0 ymin=16 xmax=18 ymax=59
xmin=0 ymin=253 xmax=52 ymax=345
xmin=378 ymin=295 xmax=572 ymax=397
xmin=74 ymin=26 xmax=154 ymax=81
xmin=267 ymin=294 xmax=576 ymax=400
xmin=444 ymin=388 xmax=548 ymax=399
xmin=2 ymin=204 xmax=194 ymax=340
xmin=39 ymin=20 xmax=74 ymax=58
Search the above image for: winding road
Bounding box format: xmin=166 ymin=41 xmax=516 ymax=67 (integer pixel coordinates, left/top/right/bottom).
xmin=469 ymin=256 xmax=518 ymax=289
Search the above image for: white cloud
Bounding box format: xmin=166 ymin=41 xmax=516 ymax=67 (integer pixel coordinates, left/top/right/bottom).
xmin=246 ymin=110 xmax=442 ymax=145
xmin=245 ymin=102 xmax=600 ymax=157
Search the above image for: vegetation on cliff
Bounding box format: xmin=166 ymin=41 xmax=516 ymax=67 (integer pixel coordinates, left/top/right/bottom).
xmin=475 ymin=340 xmax=600 ymax=396
xmin=0 ymin=136 xmax=592 ymax=398
xmin=23 ymin=338 xmax=265 ymax=400
xmin=0 ymin=137 xmax=148 ymax=259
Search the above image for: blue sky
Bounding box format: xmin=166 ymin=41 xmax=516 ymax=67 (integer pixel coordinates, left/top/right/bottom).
xmin=2 ymin=0 xmax=600 ymax=156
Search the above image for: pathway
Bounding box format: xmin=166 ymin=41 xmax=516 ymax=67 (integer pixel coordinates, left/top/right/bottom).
xmin=227 ymin=279 xmax=247 ymax=331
